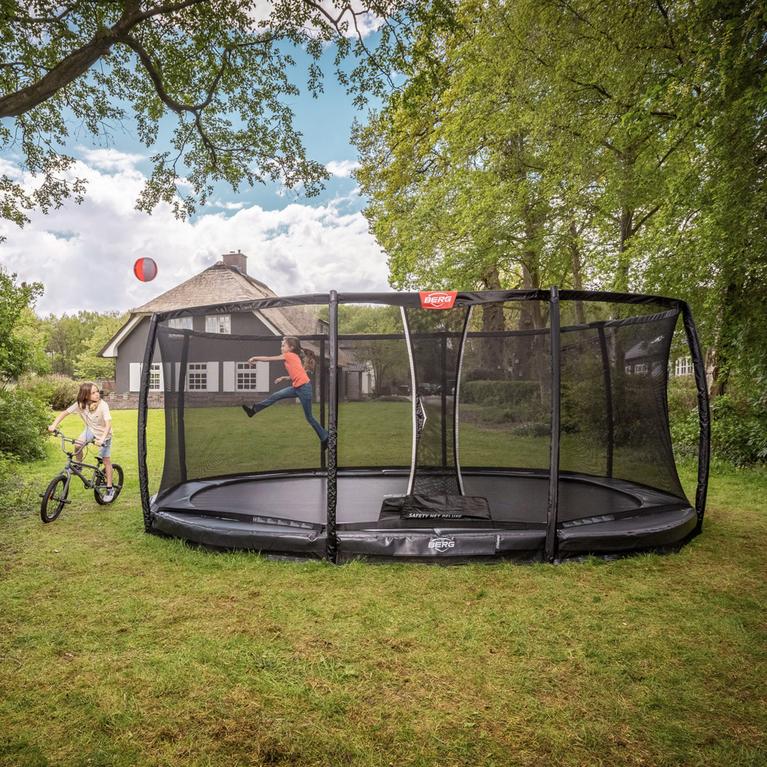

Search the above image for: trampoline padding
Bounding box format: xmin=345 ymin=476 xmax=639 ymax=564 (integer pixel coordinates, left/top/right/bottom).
xmin=557 ymin=506 xmax=697 ymax=554
xmin=152 ymin=510 xmax=326 ymax=555
xmin=337 ymin=528 xmax=545 ymax=560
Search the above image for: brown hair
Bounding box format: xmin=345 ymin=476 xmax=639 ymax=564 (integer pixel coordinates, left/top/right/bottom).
xmin=283 ymin=337 xmax=316 ymax=373
xmin=76 ymin=382 xmax=96 ymax=409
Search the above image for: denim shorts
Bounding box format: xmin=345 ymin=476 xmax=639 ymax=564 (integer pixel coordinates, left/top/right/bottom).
xmin=79 ymin=428 xmax=112 ymax=458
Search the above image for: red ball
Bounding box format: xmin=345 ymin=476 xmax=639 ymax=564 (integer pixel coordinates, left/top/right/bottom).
xmin=133 ymin=257 xmax=158 ymax=282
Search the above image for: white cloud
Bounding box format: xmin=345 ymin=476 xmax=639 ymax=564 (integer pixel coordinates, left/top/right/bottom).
xmin=209 ymin=199 xmax=246 ymax=211
xmin=77 ymin=147 xmax=146 ymax=174
xmin=0 ymin=153 xmax=390 ymax=316
xmin=326 ymin=159 xmax=360 ymax=178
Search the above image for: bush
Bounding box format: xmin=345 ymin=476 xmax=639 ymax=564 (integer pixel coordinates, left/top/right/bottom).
xmin=667 ymin=376 xmax=698 ymax=419
xmin=462 ymin=380 xmax=540 ymax=407
xmin=0 ymin=389 xmax=50 ymax=461
xmin=671 ymin=394 xmax=767 ymax=466
xmin=509 ymin=421 xmax=550 ymax=437
xmin=710 ymin=395 xmax=767 ymax=466
xmin=18 ymin=373 xmax=80 ymax=410
xmin=465 ymin=367 xmax=506 ymax=381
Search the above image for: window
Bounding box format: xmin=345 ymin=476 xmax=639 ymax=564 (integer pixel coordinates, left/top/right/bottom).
xmin=187 ymin=363 xmax=207 ymax=390
xmin=149 ymin=363 xmax=161 ymax=391
xmin=168 ymin=316 xmax=193 ymax=330
xmin=205 ymin=314 xmax=231 ymax=334
xmin=236 ymin=362 xmax=259 ymax=391
xmin=634 ymin=363 xmax=648 ymax=375
xmin=674 ymin=356 xmax=693 ymax=377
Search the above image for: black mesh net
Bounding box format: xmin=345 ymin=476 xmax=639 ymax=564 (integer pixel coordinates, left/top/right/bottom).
xmin=558 ymin=301 xmax=686 ymax=501
xmin=149 ymin=295 xmax=689 ymax=527
xmin=155 ymin=316 xmax=329 ymax=497
xmin=458 ymin=301 xmax=552 ymax=473
xmin=404 ymin=305 xmax=469 ymax=496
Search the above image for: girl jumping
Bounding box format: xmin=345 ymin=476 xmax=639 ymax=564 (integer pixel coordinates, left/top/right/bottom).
xmin=242 ymin=337 xmax=328 ymax=447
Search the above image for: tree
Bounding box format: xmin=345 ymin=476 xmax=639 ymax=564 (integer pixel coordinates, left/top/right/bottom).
xmin=0 ymin=267 xmax=43 ymax=384
xmin=36 ymin=310 xmax=127 ymax=377
xmin=0 ymin=0 xmax=417 ymax=229
xmin=355 ymin=0 xmax=767 ymax=397
xmin=41 ymin=312 xmax=97 ymax=376
xmin=74 ymin=312 xmax=128 ymax=380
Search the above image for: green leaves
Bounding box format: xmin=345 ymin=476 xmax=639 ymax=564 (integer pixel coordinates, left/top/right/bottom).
xmin=0 ymin=268 xmax=43 ymax=384
xmin=0 ymin=0 xmax=406 ymax=223
xmin=355 ymin=0 xmax=767 ymax=395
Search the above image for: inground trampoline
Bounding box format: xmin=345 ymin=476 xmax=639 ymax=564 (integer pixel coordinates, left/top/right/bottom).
xmin=138 ymin=288 xmax=710 ymax=563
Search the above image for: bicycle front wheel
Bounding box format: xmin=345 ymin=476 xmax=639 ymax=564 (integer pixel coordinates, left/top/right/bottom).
xmin=40 ymin=473 xmax=69 ymax=523
xmin=94 ymin=464 xmax=124 ymax=505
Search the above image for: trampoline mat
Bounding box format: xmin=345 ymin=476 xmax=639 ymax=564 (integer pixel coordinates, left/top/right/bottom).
xmin=153 ymin=470 xmax=686 ymax=527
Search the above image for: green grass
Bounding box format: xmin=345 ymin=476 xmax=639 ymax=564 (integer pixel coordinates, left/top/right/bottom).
xmin=1 ymin=409 xmax=765 ymax=766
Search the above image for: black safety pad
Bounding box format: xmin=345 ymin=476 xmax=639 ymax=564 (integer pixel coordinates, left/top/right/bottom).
xmin=380 ymin=494 xmax=491 ymax=520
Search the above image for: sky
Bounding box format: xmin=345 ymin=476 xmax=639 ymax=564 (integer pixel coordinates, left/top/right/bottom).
xmin=0 ymin=25 xmax=391 ymax=317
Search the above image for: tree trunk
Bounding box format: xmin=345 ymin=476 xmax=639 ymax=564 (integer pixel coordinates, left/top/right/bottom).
xmin=479 ymin=264 xmax=505 ymax=372
xmin=614 ymin=206 xmax=634 ymax=293
xmin=568 ymin=219 xmax=586 ymax=325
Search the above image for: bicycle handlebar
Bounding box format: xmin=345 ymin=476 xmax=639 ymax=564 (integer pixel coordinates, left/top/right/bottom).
xmin=50 ymin=430 xmax=96 ymax=448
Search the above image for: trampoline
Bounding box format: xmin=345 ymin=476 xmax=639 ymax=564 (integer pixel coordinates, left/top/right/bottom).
xmin=138 ymin=288 xmax=710 ymax=562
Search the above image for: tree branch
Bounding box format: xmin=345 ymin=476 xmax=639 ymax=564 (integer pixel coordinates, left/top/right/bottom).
xmin=0 ymin=0 xmax=209 ymax=119
xmin=303 ymin=1 xmax=396 ymax=90
xmin=122 ymin=34 xmax=229 ymax=115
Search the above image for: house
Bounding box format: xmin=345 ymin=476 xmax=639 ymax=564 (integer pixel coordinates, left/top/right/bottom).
xmin=100 ymin=251 xmax=330 ymax=408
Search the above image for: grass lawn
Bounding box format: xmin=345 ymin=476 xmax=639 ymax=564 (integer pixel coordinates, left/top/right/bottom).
xmin=1 ymin=408 xmax=765 ymax=766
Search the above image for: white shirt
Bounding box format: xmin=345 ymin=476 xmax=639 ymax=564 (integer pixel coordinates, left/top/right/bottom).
xmin=66 ymin=400 xmax=112 ymax=440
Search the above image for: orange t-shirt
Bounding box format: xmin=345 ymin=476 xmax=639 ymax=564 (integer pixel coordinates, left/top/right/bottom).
xmin=284 ymin=351 xmax=310 ymax=388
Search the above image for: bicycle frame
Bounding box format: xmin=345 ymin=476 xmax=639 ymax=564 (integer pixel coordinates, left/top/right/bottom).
xmin=56 ymin=434 xmax=107 ymax=494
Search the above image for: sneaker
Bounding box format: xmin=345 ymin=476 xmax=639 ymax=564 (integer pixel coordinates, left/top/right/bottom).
xmin=241 ymin=404 xmax=255 ymax=418
xmin=103 ymin=488 xmax=115 ymax=503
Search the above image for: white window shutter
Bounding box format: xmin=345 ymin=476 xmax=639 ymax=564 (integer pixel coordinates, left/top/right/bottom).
xmin=129 ymin=363 xmax=141 ymax=392
xmin=256 ymin=361 xmax=270 ymax=392
xmin=158 ymin=363 xmax=165 ymax=389
xmin=223 ymin=361 xmax=235 ymax=392
xmin=207 ymin=362 xmax=219 ymax=392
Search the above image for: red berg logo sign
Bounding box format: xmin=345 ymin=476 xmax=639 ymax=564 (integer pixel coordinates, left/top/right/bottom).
xmin=419 ymin=291 xmax=458 ymax=310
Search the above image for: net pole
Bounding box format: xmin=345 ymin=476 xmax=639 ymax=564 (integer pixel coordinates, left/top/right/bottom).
xmin=325 ymin=291 xmax=339 ymax=563
xmin=545 ymin=288 xmax=562 ymax=562
xmin=440 ymin=334 xmax=447 ymax=469
xmin=597 ymin=325 xmax=615 ymax=478
xmin=138 ymin=313 xmax=159 ymax=533
xmin=177 ymin=332 xmax=189 ymax=484
xmin=319 ymin=335 xmax=326 ymax=470
xmin=681 ymin=301 xmax=711 ymax=532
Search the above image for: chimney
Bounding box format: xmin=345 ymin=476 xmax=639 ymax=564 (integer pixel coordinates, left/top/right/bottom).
xmin=221 ymin=249 xmax=247 ymax=274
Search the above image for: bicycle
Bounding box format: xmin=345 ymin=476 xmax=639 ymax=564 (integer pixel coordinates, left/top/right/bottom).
xmin=40 ymin=430 xmax=124 ymax=523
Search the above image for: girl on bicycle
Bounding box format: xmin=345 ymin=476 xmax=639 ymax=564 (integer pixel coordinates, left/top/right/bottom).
xmin=49 ymin=382 xmax=116 ymax=501
xmin=241 ymin=337 xmax=328 ymax=447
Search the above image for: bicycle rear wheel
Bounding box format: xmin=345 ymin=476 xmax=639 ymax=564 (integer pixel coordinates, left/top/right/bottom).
xmin=40 ymin=474 xmax=69 ymax=523
xmin=94 ymin=464 xmax=124 ymax=505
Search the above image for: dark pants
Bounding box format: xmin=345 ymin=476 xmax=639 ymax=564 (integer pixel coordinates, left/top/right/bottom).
xmin=252 ymin=382 xmax=328 ymax=442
